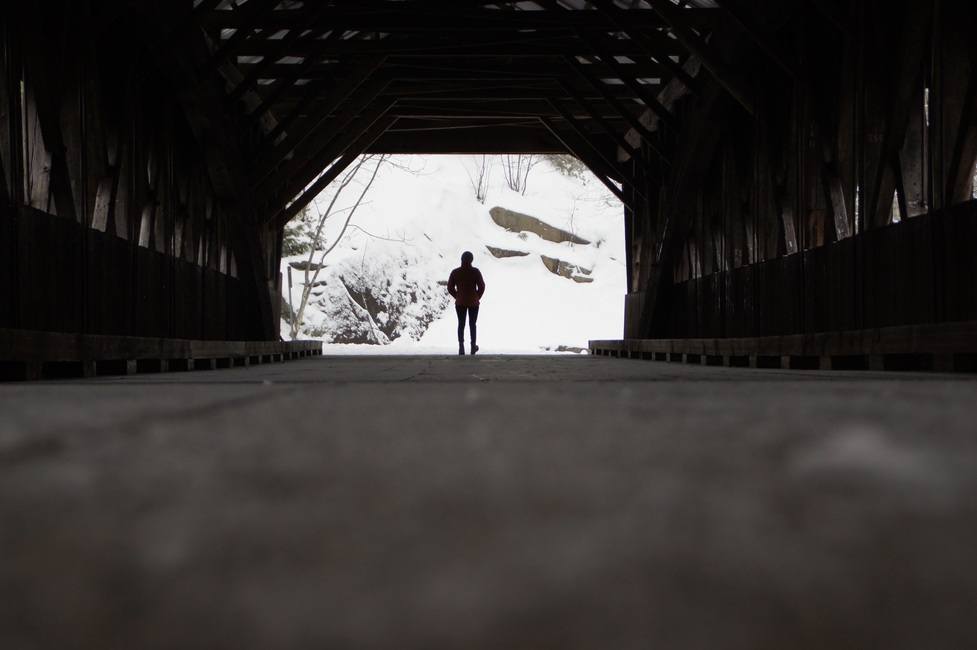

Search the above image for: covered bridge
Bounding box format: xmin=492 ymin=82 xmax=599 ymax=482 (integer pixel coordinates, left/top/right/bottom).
xmin=2 ymin=0 xmax=975 ymax=370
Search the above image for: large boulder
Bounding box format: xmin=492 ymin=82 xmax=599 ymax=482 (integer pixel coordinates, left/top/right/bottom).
xmin=489 ymin=206 xmax=590 ymax=245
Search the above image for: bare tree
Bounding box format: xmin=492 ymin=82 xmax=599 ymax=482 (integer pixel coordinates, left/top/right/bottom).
xmin=465 ymin=154 xmax=493 ymax=203
xmin=500 ymin=153 xmax=540 ymax=195
xmin=288 ymin=154 xmax=389 ymax=340
xmin=567 ymin=195 xmax=579 ymax=248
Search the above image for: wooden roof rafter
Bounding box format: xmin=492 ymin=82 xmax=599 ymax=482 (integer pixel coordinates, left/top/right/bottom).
xmin=183 ymin=0 xmax=730 ymax=222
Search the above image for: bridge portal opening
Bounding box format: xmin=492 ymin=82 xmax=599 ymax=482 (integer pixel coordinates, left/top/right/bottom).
xmin=280 ymin=154 xmax=625 ymax=353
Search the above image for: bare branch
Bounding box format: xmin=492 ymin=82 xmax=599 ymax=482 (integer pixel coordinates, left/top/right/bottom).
xmin=288 ymin=153 xmax=390 ymax=339
xmin=465 ymin=154 xmax=492 ymax=203
xmin=346 ymin=224 xmax=411 ymax=243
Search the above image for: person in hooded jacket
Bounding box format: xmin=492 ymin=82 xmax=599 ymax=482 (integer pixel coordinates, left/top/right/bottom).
xmin=447 ymin=251 xmax=486 ymax=355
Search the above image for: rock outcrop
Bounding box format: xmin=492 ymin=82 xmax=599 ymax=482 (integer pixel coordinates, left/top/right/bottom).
xmin=540 ymin=255 xmax=593 ymax=283
xmin=301 ymin=253 xmax=451 ymax=344
xmin=489 ymin=206 xmax=590 ymax=245
xmin=289 ymin=260 xmax=325 ymax=272
xmin=486 ymin=245 xmax=530 ymax=258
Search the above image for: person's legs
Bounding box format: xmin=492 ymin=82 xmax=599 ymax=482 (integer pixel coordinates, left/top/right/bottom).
xmin=468 ymin=305 xmax=479 ymax=354
xmin=455 ymin=305 xmax=466 ymax=354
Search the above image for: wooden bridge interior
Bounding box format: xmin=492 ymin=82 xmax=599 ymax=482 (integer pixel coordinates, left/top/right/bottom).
xmin=2 ymin=0 xmax=976 ymax=369
xmin=4 ymin=4 xmax=977 ymax=647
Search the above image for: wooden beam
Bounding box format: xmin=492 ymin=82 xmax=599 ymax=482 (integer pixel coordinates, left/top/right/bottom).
xmin=263 ymin=98 xmax=398 ymax=216
xmin=227 ymin=5 xmax=333 ymax=104
xmin=21 ymin=4 xmax=78 ymax=222
xmin=378 ymin=118 xmax=542 ymax=130
xmin=280 ymin=98 xmax=630 ymax=120
xmin=581 ymin=2 xmax=703 ymax=96
xmin=257 ymin=76 xmax=390 ymax=196
xmin=555 ymin=80 xmax=651 ymax=171
xmin=0 ymin=15 xmax=23 ymax=206
xmin=537 ymin=115 xmax=630 ymax=206
xmin=272 ymin=77 xmax=660 ymax=102
xmin=157 ymin=0 xmax=223 ymax=50
xmin=273 ymin=115 xmax=397 ymax=228
xmin=586 ymin=39 xmax=676 ymax=129
xmin=865 ymin=2 xmax=933 ymax=228
xmin=403 ymin=101 xmax=615 ymax=120
xmin=945 ymin=68 xmax=977 ymax=205
xmin=152 ymin=16 xmax=278 ymax=340
xmin=246 ymin=28 xmax=349 ymax=120
xmin=204 ymin=0 xmax=279 ymax=75
xmin=711 ymin=0 xmax=797 ymax=78
xmin=822 ymin=164 xmax=852 ymax=240
xmin=230 ymin=37 xmax=661 ymax=58
xmin=637 ymin=84 xmax=723 ymax=336
xmin=200 ymin=7 xmax=720 ymax=31
xmin=627 ymin=30 xmax=704 ymax=96
xmin=547 ymin=94 xmax=650 ymax=196
xmin=272 ymin=151 xmax=359 ymax=228
xmin=565 ymin=55 xmax=669 ymax=163
xmin=244 ymin=58 xmax=670 ymax=83
xmin=262 ymin=56 xmax=386 ymax=161
xmin=642 ymin=0 xmax=756 ymax=116
xmin=367 ymin=124 xmax=565 ymax=154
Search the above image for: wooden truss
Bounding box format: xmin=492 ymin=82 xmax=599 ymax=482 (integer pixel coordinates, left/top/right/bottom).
xmin=6 ymin=0 xmax=975 ymax=343
xmin=168 ymin=0 xmax=738 ymax=225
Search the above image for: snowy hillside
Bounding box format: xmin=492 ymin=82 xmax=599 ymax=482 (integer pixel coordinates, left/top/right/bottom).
xmin=280 ymin=155 xmax=625 ymax=353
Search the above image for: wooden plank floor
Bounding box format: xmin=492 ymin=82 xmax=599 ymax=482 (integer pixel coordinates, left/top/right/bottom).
xmin=2 ymin=355 xmax=976 ymax=649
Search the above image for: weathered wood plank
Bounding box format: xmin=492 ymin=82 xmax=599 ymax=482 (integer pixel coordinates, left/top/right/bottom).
xmin=0 ymin=327 xmax=319 ymax=364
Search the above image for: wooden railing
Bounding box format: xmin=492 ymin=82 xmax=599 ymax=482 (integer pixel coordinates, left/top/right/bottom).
xmin=655 ymin=201 xmax=977 ymax=339
xmin=0 ymin=329 xmax=321 ymax=381
xmin=591 ymin=321 xmax=977 ymax=372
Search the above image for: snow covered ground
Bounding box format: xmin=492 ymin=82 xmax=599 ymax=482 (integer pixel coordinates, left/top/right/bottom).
xmin=280 ymin=155 xmax=625 ymax=354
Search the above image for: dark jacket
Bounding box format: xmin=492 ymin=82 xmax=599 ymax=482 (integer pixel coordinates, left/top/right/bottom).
xmin=447 ymin=265 xmax=485 ymax=307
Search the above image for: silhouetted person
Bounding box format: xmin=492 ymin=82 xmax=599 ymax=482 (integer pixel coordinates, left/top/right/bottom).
xmin=447 ymin=251 xmax=485 ymax=355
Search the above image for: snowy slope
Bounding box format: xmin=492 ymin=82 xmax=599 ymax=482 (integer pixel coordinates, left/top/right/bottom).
xmin=281 ymin=155 xmax=625 ymax=353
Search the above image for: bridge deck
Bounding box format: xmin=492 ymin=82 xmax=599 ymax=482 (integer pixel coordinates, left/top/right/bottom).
xmin=2 ymin=355 xmax=976 ymax=648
